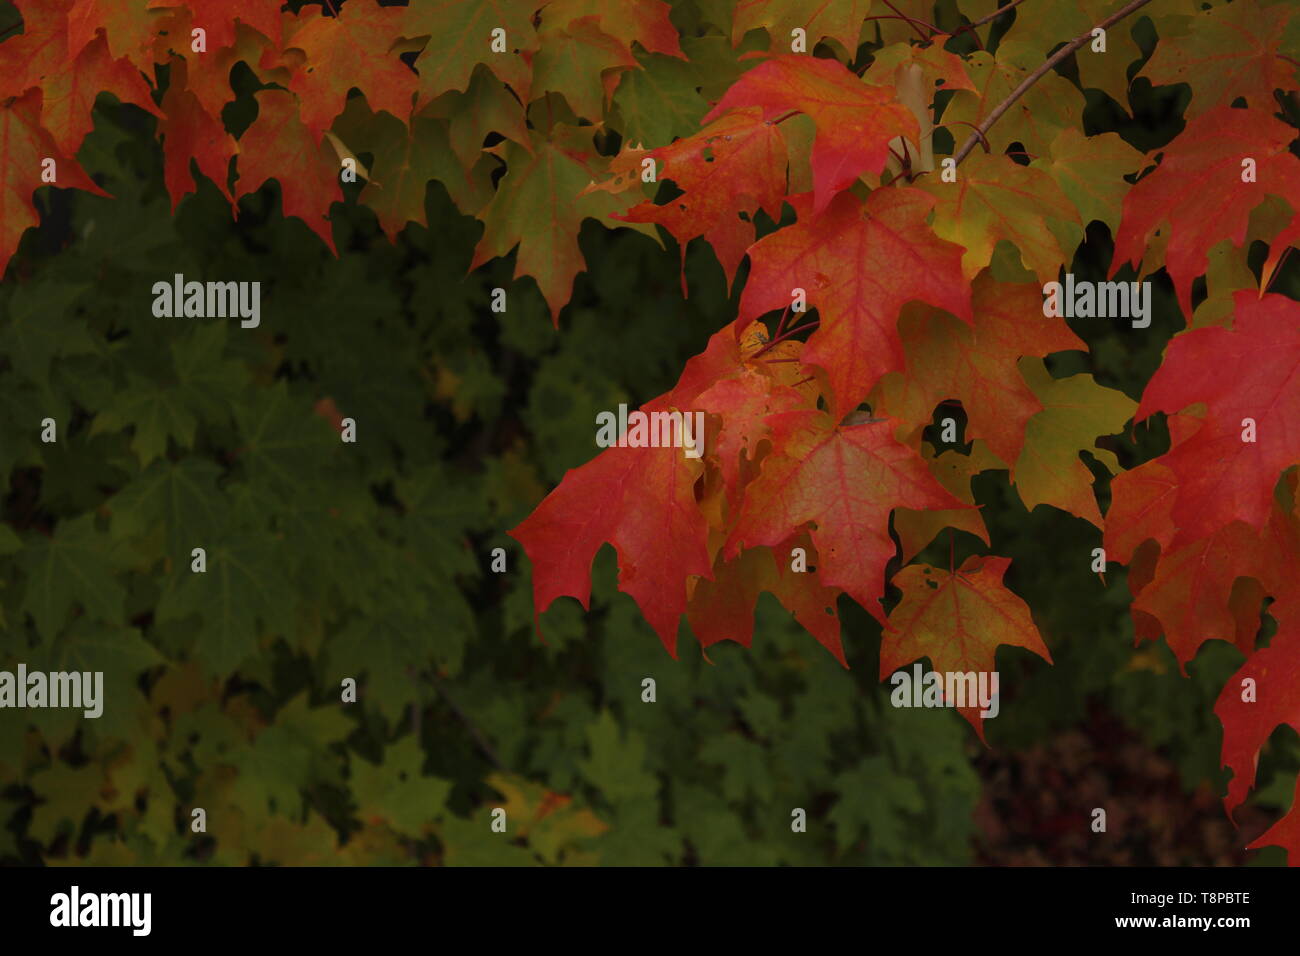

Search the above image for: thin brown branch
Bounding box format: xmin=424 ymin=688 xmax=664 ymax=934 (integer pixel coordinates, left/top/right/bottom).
xmin=938 ymin=119 xmax=992 ymax=154
xmin=967 ymin=0 xmax=1030 ymax=31
xmin=878 ymin=0 xmax=935 ymax=40
xmin=952 ymin=0 xmax=1154 ymax=165
xmin=429 ymin=671 xmax=509 ymax=772
xmin=949 ymin=0 xmax=1030 ymax=50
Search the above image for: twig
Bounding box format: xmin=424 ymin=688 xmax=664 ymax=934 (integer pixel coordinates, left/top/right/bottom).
xmin=429 ymin=671 xmax=510 ymax=773
xmin=878 ymin=0 xmax=935 ymax=40
xmin=938 ymin=119 xmax=991 ymax=154
xmin=952 ymin=0 xmax=1154 ymax=165
xmin=965 ymin=0 xmax=1030 ymax=31
xmin=863 ymin=13 xmax=935 ymax=36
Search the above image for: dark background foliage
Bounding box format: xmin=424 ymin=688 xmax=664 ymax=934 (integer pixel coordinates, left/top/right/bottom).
xmin=1 ymin=0 xmax=1298 ymax=865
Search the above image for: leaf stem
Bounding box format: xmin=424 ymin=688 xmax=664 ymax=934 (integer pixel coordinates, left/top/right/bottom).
xmin=752 ymin=319 xmax=820 ymax=358
xmin=952 ymin=0 xmax=1153 ymax=165
xmin=1264 ymin=246 xmax=1294 ymax=294
xmin=863 ymin=14 xmax=935 ymax=38
xmin=773 ymin=304 xmax=794 ymax=338
xmin=876 ymin=0 xmax=936 ymax=40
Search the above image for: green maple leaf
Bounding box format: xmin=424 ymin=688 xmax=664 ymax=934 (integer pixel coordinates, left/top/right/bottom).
xmin=279 ymin=691 xmax=353 ymax=743
xmin=28 ymin=762 xmax=104 ymax=844
xmin=940 ymin=49 xmax=1084 ymax=158
xmin=230 ymin=724 xmax=315 ymax=816
xmin=672 ymin=781 xmax=780 ymax=865
xmin=829 ymin=756 xmax=924 ymax=857
xmin=700 ymin=733 xmax=773 ymax=803
xmin=435 ymin=64 xmax=531 ymax=170
xmin=332 ymin=95 xmax=494 ymax=235
xmin=998 ymin=1 xmax=1144 ymax=107
xmin=91 ymin=324 xmax=246 ymax=467
xmin=596 ymin=797 xmax=681 ymax=865
xmin=1013 ymin=357 xmax=1137 ymax=528
xmin=470 ymin=125 xmax=655 ymax=323
xmin=0 ymin=380 xmax=45 ymax=491
xmin=155 ymin=533 xmax=291 ymax=677
xmin=400 ymin=0 xmax=540 ymax=107
xmin=729 ymin=0 xmax=873 ymax=55
xmin=18 ymin=514 xmax=127 ymax=641
xmin=578 ymin=710 xmax=658 ymax=803
xmin=169 ymin=322 xmax=250 ymax=425
xmin=234 ymin=381 xmax=340 ymax=500
xmin=437 ymin=772 xmax=606 ymax=865
xmin=350 ymin=735 xmax=452 ymax=835
xmin=94 ymin=373 xmax=198 ymax=466
xmin=1030 ymin=128 xmax=1146 ymax=238
xmin=532 ymin=16 xmax=637 ymax=121
xmin=108 ymin=458 xmax=228 ymax=560
xmin=612 ymin=52 xmax=709 ymax=147
xmin=437 ymin=812 xmax=540 ymax=866
xmin=0 ymin=280 xmax=95 ymax=386
xmin=25 ymin=620 xmax=164 ymax=741
xmin=324 ymin=610 xmax=427 ymax=723
xmin=394 ymin=467 xmax=485 ymax=576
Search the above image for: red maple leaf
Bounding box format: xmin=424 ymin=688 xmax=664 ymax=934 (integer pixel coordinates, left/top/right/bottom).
xmin=149 ymin=0 xmax=284 ymax=52
xmin=882 ymin=556 xmax=1052 ymax=739
xmin=739 ymin=187 xmax=971 ymax=420
xmin=0 ymin=89 xmax=108 ymax=277
xmin=1135 ymin=292 xmax=1300 ymax=544
xmin=725 ymin=408 xmax=967 ymax=624
xmin=283 ymin=0 xmax=417 ymax=142
xmin=874 ymin=274 xmax=1086 ymax=466
xmin=1112 ymin=106 xmax=1300 ymax=319
xmin=687 ymin=537 xmax=844 ymax=664
xmin=1249 ymin=775 xmax=1300 ymax=864
xmin=619 ymin=107 xmax=788 ymax=290
xmin=1217 ymin=612 xmax=1300 ymax=812
xmin=702 ymin=54 xmax=917 ymax=214
xmin=235 ymin=89 xmax=342 ymax=252
xmin=158 ymin=74 xmax=238 ymax=211
xmin=507 ymin=320 xmax=771 ymax=653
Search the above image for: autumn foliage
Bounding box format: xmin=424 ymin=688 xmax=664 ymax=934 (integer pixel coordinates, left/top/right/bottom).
xmin=3 ymin=0 xmax=1300 ymax=864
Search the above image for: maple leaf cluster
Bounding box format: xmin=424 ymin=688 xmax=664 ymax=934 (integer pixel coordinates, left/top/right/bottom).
xmin=5 ymin=0 xmax=1300 ymax=862
xmin=510 ymin=0 xmax=1300 ymax=858
xmin=0 ymin=0 xmax=685 ymax=300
